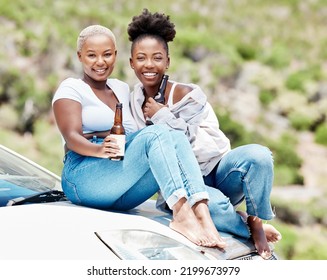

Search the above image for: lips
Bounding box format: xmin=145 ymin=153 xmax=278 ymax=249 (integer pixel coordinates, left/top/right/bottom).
xmin=143 ymin=72 xmax=157 ymax=77
xmin=94 ymin=68 xmax=107 ymax=74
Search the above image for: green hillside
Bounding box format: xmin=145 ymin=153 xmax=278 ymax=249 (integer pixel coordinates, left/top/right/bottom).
xmin=1 ymin=0 xmax=327 ymax=259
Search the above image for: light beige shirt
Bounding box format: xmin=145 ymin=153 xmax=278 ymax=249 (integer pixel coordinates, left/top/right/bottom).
xmin=130 ymin=81 xmax=231 ymax=176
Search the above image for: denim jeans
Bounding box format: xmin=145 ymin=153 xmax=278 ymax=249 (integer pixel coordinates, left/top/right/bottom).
xmin=61 ymin=125 xmax=208 ymax=210
xmin=204 ymin=144 xmax=275 ymax=238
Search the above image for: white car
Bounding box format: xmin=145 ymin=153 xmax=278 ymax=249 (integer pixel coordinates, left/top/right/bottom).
xmin=0 ymin=144 xmax=277 ymax=260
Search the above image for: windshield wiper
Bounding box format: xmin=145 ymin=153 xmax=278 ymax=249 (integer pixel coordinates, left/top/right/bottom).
xmin=7 ymin=190 xmax=66 ymax=206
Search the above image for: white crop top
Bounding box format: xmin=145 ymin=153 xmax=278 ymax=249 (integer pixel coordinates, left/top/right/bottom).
xmin=52 ymin=78 xmax=138 ymax=136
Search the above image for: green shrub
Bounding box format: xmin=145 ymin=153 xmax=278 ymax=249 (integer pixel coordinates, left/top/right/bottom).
xmin=315 ymin=123 xmax=327 ymax=146
xmin=294 ymin=230 xmax=327 ymax=260
xmin=274 ymin=165 xmax=304 ymax=186
xmin=285 ymin=66 xmax=322 ymax=92
xmin=33 ymin=119 xmax=63 ymax=175
xmin=236 ymin=43 xmax=257 ymax=60
xmin=259 ymin=89 xmax=276 ymax=107
xmin=271 ymin=222 xmax=298 ymax=260
xmin=289 ymin=111 xmax=315 ymax=131
xmin=260 ymin=43 xmax=291 ymax=69
xmin=267 ymin=133 xmax=304 ymax=185
xmin=268 ymin=134 xmax=302 ymax=168
xmin=215 ymin=111 xmax=258 ymax=147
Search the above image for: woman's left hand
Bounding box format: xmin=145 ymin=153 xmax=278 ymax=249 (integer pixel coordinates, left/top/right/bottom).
xmin=143 ymin=97 xmax=166 ymax=118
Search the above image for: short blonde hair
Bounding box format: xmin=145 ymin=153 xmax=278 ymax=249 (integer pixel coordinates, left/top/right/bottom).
xmin=77 ymin=25 xmax=117 ymax=52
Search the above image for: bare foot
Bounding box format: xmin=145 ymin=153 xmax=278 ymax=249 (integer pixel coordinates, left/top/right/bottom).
xmin=247 ymin=216 xmax=271 ymax=259
xmin=237 ymin=211 xmax=282 ymax=244
xmin=169 ymin=198 xmax=211 ymax=247
xmin=263 ymin=224 xmax=282 ymax=243
xmin=192 ymin=200 xmax=227 ymax=249
xmin=236 ymin=210 xmax=248 ymax=222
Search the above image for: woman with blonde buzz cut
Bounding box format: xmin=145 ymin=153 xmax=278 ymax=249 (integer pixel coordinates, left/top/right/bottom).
xmin=52 ymin=24 xmax=226 ymax=248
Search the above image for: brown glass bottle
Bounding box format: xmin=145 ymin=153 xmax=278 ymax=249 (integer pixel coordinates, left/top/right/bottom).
xmin=110 ymin=103 xmax=125 ymax=161
xmin=145 ymin=74 xmax=169 ymax=126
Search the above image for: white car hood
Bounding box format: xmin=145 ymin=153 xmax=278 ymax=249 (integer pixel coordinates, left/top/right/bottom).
xmin=0 ymin=201 xmax=204 ymax=260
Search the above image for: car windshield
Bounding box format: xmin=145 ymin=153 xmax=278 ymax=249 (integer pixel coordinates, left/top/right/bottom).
xmin=0 ymin=145 xmax=62 ymax=206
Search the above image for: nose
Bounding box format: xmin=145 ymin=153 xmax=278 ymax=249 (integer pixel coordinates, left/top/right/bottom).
xmin=96 ymin=56 xmax=105 ymax=65
xmin=144 ymin=58 xmax=154 ymax=68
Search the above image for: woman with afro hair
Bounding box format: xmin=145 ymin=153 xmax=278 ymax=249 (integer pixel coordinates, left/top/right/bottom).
xmin=53 ymin=24 xmax=228 ymax=249
xmin=128 ymin=8 xmax=282 ymax=259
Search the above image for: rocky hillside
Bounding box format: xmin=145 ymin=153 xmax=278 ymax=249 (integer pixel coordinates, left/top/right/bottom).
xmin=1 ymin=0 xmax=327 ymax=259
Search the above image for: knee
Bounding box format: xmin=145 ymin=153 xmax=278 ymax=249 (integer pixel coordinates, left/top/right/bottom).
xmin=142 ymin=125 xmax=189 ymax=150
xmin=140 ymin=124 xmax=171 ymax=143
xmin=148 ymin=126 xmax=188 ymax=145
xmin=169 ymin=129 xmax=189 ymax=144
xmin=246 ymin=144 xmax=273 ymax=169
xmin=143 ymin=124 xmax=170 ymax=134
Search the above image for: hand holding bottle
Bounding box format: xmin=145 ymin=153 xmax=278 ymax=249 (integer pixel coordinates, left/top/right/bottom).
xmin=143 ymin=97 xmax=167 ymax=119
xmin=145 ymin=74 xmax=169 ymax=126
xmin=101 ymin=134 xmax=124 ymax=159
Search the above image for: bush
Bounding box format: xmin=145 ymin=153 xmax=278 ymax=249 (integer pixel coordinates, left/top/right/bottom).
xmin=289 ymin=111 xmax=315 ymax=131
xmin=274 ymin=165 xmax=304 ymax=186
xmin=267 ymin=133 xmax=304 ymax=185
xmin=271 ymin=222 xmax=298 ymax=260
xmin=285 ymin=66 xmax=322 ymax=93
xmin=259 ymin=89 xmax=276 ymax=107
xmin=260 ymin=43 xmax=291 ymax=69
xmin=215 ymin=111 xmax=259 ymax=147
xmin=315 ymin=123 xmax=327 ymax=146
xmin=268 ymin=133 xmax=302 ymax=168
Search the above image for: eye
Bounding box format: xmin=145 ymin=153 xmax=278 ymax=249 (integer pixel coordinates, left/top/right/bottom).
xmin=154 ymin=56 xmax=163 ymax=61
xmin=87 ymin=54 xmax=96 ymax=58
xmin=136 ymin=56 xmax=145 ymax=61
xmin=104 ymin=52 xmax=113 ymax=58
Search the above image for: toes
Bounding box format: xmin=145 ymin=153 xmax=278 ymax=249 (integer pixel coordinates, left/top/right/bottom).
xmin=215 ymin=238 xmax=227 ymax=249
xmin=260 ymin=250 xmax=272 ymax=260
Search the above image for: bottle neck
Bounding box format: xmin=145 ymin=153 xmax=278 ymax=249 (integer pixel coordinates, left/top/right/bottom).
xmin=114 ymin=103 xmax=123 ymax=125
xmin=114 ymin=109 xmax=122 ymax=124
xmin=154 ymin=74 xmax=169 ymax=104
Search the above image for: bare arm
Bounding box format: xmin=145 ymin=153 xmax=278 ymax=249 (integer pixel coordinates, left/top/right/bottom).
xmin=53 ymin=98 xmax=118 ymax=158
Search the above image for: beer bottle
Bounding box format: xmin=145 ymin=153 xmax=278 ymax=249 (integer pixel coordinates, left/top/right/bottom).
xmin=110 ymin=103 xmax=125 ymax=161
xmin=145 ymin=74 xmax=169 ymax=126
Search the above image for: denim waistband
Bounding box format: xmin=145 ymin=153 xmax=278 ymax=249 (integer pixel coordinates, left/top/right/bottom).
xmin=63 ymin=136 xmax=105 ymax=163
xmin=90 ymin=135 xmax=104 ymax=144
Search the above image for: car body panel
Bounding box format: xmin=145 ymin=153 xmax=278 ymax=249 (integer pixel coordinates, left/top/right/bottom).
xmin=0 ymin=199 xmax=262 ymax=260
xmin=0 ymin=144 xmax=276 ymax=260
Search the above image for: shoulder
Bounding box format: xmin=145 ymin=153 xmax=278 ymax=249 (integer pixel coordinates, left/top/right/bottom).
xmin=107 ymin=78 xmax=129 ymax=91
xmin=52 ymin=78 xmax=85 ymax=105
xmin=58 ymin=77 xmax=82 ymax=87
xmin=171 ymin=82 xmax=204 ymax=104
xmin=107 ymin=78 xmax=130 ymax=104
xmin=173 ymin=83 xmax=193 ymax=98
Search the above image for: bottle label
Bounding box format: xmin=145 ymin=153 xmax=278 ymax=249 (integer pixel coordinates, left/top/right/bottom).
xmin=111 ymin=134 xmax=125 ymax=157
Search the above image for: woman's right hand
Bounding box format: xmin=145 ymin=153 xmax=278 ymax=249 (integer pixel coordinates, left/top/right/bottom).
xmin=97 ymin=135 xmax=120 ymax=159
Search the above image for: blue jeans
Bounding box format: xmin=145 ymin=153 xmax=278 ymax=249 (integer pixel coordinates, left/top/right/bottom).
xmin=204 ymin=144 xmax=275 ymax=238
xmin=61 ymin=125 xmax=208 ymax=210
